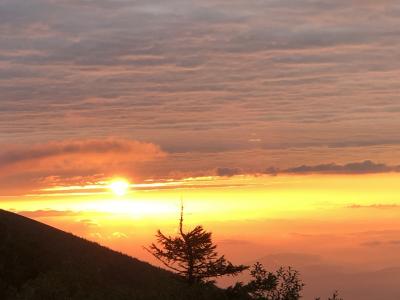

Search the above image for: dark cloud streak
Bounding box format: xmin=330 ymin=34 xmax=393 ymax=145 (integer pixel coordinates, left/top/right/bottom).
xmin=265 ymin=160 xmax=400 ymax=175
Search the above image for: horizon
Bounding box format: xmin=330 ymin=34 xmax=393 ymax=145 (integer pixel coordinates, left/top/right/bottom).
xmin=1 ymin=1 xmax=400 ymax=299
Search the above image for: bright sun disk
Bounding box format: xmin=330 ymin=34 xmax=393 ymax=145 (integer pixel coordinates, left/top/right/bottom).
xmin=109 ymin=179 xmax=130 ymax=196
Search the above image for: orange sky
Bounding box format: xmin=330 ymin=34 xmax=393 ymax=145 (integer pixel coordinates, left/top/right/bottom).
xmin=2 ymin=173 xmax=400 ymax=298
xmin=1 ymin=0 xmax=400 ymax=299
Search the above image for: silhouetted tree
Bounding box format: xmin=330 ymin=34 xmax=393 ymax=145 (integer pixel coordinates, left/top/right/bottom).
xmin=146 ymin=204 xmax=248 ymax=284
xmin=327 ymin=291 xmax=343 ymax=300
xmin=228 ymin=262 xmax=304 ymax=300
xmin=246 ymin=262 xmax=279 ymax=299
xmin=315 ymin=290 xmax=343 ymax=300
xmin=328 ymin=291 xmax=343 ymax=300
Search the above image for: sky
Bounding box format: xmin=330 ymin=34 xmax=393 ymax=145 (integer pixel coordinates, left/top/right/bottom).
xmin=1 ymin=0 xmax=400 ymax=299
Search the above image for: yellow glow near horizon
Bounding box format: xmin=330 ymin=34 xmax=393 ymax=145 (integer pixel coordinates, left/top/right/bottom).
xmin=4 ymin=172 xmax=400 ymax=291
xmin=109 ymin=179 xmax=130 ymax=196
xmin=3 ymin=173 xmax=400 ymax=224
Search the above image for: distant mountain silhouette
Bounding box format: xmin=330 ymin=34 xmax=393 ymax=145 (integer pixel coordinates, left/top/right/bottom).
xmin=0 ymin=210 xmax=228 ymax=300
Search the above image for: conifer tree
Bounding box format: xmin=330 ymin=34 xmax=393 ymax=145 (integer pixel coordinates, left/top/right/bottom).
xmin=146 ymin=204 xmax=248 ymax=284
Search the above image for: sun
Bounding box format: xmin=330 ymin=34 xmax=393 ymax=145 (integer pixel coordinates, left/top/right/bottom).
xmin=109 ymin=179 xmax=130 ymax=196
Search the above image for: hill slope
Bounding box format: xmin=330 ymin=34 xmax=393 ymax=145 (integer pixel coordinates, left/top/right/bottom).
xmin=0 ymin=210 xmax=228 ymax=300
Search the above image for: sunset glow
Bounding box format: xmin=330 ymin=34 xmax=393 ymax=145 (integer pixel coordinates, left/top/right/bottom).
xmin=2 ymin=0 xmax=400 ymax=299
xmin=2 ymin=172 xmax=400 ymax=298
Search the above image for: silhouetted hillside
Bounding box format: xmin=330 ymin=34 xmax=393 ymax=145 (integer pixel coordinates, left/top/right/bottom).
xmin=0 ymin=210 xmax=229 ymax=300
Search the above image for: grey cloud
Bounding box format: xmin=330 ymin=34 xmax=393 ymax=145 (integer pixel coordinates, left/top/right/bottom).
xmin=266 ymin=160 xmax=400 ymax=175
xmin=215 ymin=167 xmax=242 ymax=177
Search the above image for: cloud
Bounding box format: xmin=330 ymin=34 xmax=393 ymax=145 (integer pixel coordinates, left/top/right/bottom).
xmin=347 ymin=204 xmax=400 ymax=209
xmin=266 ymin=160 xmax=400 ymax=175
xmin=0 ymin=138 xmax=165 ymax=174
xmin=361 ymin=239 xmax=400 ymax=247
xmin=215 ymin=167 xmax=242 ymax=177
xmin=0 ymin=138 xmax=164 ymax=169
xmin=17 ymin=209 xmax=79 ymax=218
xmin=361 ymin=240 xmax=383 ymax=247
xmin=111 ymin=231 xmax=128 ymax=239
xmin=218 ymin=239 xmax=253 ymax=246
xmin=16 ymin=209 xmax=108 ymax=219
xmin=0 ymin=138 xmax=165 ymax=195
xmin=78 ymin=218 xmax=99 ymax=228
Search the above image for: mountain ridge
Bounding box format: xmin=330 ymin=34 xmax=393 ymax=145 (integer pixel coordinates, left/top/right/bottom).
xmin=0 ymin=209 xmax=228 ymax=300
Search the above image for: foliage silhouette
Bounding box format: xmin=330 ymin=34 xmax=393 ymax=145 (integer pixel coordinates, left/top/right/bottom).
xmin=315 ymin=291 xmax=343 ymax=300
xmin=227 ymin=262 xmax=304 ymax=300
xmin=328 ymin=291 xmax=343 ymax=300
xmin=146 ymin=204 xmax=248 ymax=284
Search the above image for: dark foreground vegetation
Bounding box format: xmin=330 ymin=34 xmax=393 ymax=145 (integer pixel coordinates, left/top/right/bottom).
xmin=0 ymin=210 xmax=228 ymax=300
xmin=145 ymin=205 xmax=341 ymax=300
xmin=0 ymin=209 xmax=341 ymax=299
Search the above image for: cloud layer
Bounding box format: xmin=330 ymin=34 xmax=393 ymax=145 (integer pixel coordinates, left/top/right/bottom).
xmin=1 ymin=0 xmax=400 ymax=193
xmin=1 ymin=0 xmax=400 ymax=153
xmin=0 ymin=138 xmax=165 ymax=195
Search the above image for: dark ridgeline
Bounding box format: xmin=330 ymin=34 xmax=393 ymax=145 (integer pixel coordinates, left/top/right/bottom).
xmin=0 ymin=209 xmax=341 ymax=300
xmin=0 ymin=210 xmax=228 ymax=300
